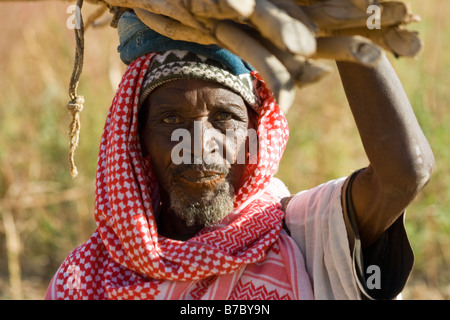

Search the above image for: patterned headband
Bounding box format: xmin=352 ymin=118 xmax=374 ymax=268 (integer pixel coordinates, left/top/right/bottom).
xmin=138 ymin=50 xmax=258 ymax=108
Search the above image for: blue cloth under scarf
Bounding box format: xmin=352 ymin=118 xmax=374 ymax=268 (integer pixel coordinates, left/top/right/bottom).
xmin=117 ymin=12 xmax=254 ymax=76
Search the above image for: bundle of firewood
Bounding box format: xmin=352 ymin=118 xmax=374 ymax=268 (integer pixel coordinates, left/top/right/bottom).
xmin=2 ymin=0 xmax=423 ymax=175
xmin=87 ymin=0 xmax=422 ymax=112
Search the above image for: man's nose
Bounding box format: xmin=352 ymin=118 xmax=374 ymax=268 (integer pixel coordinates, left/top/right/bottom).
xmin=190 ymin=120 xmax=223 ymax=164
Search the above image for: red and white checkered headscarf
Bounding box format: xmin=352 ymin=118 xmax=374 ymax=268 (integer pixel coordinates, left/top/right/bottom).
xmin=47 ymin=53 xmax=313 ymax=300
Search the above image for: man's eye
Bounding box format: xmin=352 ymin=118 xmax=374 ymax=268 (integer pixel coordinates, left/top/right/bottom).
xmin=162 ymin=115 xmax=180 ymax=124
xmin=216 ymin=112 xmax=233 ymax=121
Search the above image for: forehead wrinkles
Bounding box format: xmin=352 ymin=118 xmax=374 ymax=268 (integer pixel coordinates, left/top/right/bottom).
xmin=148 ymin=79 xmax=247 ymax=112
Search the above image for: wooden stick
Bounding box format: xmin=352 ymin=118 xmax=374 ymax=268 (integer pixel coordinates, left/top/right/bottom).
xmin=295 ymin=0 xmax=375 ymax=11
xmin=249 ymin=0 xmax=316 ymax=56
xmin=349 ymin=0 xmax=377 ymax=12
xmin=84 ymin=3 xmax=108 ymax=29
xmin=103 ymin=0 xmax=202 ymax=29
xmin=295 ymin=0 xmax=321 ymax=5
xmin=313 ymin=36 xmax=382 ymax=66
xmin=302 ymin=0 xmax=371 ymax=30
xmin=380 ymin=2 xmax=421 ymax=26
xmin=215 ymin=20 xmax=296 ymax=112
xmin=134 ymin=8 xmax=217 ymax=44
xmin=247 ymin=28 xmax=329 ymax=85
xmin=295 ymin=60 xmax=332 ymax=87
xmin=323 ymin=25 xmax=423 ymax=57
xmin=383 ymin=27 xmax=423 ymax=58
xmin=269 ymin=0 xmax=318 ymax=33
xmin=303 ymin=0 xmax=420 ymax=31
xmin=254 ymin=35 xmax=310 ymax=80
xmin=185 ymin=0 xmax=255 ymax=19
xmin=267 ymin=46 xmax=332 ymax=87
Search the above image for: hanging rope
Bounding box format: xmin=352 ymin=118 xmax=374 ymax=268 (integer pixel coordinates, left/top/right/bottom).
xmin=65 ymin=0 xmax=129 ymax=178
xmin=67 ymin=0 xmax=85 ymax=178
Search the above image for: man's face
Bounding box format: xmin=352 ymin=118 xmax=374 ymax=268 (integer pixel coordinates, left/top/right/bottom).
xmin=140 ymin=79 xmax=255 ymax=230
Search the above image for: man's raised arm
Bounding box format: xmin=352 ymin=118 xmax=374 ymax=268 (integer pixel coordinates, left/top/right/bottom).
xmin=337 ymin=54 xmax=434 ymax=247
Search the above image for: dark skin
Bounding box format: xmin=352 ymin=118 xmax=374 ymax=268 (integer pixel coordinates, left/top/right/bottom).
xmin=140 ymin=79 xmax=255 ymax=240
xmin=140 ymin=54 xmax=434 ymax=247
xmin=336 ymin=54 xmax=434 ymax=247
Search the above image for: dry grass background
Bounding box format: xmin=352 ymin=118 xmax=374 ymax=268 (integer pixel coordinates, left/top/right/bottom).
xmin=0 ymin=0 xmax=448 ymax=299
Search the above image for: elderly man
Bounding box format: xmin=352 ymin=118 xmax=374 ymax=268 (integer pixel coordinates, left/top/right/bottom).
xmin=46 ymin=12 xmax=433 ymax=300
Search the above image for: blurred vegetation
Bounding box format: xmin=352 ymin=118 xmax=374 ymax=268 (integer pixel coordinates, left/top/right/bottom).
xmin=0 ymin=1 xmax=448 ymax=299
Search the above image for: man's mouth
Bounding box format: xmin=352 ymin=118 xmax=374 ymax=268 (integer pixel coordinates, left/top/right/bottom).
xmin=179 ymin=170 xmax=225 ymax=184
xmin=170 ymin=164 xmax=229 ymax=187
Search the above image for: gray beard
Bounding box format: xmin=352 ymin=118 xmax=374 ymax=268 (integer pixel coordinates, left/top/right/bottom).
xmin=168 ymin=180 xmax=235 ymax=228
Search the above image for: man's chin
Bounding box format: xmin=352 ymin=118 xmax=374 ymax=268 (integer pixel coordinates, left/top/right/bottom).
xmin=168 ymin=182 xmax=235 ymax=227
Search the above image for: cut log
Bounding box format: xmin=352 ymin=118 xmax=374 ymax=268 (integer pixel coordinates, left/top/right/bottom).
xmin=185 ymin=0 xmax=256 ymax=19
xmin=134 ymin=8 xmax=217 ymax=45
xmin=349 ymin=0 xmax=377 ymax=12
xmin=215 ymin=21 xmax=296 ymax=112
xmin=379 ymin=2 xmax=421 ymax=26
xmin=249 ymin=0 xmax=316 ymax=56
xmin=313 ymin=35 xmax=382 ymax=66
xmin=323 ymin=25 xmax=423 ymax=57
xmin=270 ymin=0 xmax=318 ymax=32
